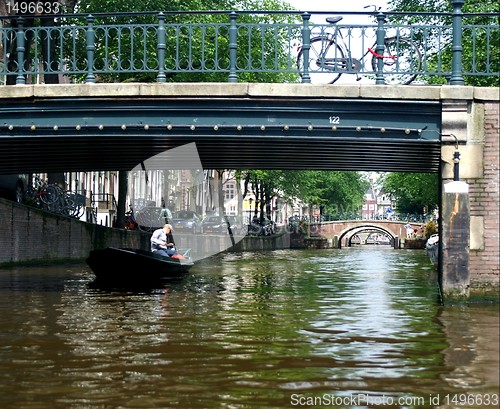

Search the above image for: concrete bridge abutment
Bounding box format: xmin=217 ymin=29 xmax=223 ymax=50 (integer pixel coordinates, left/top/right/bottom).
xmin=439 ymin=88 xmax=499 ymax=302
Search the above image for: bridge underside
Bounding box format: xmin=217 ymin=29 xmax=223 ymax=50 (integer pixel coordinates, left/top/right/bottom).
xmin=0 ymin=93 xmax=442 ymax=174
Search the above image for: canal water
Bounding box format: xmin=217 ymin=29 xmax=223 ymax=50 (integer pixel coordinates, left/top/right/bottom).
xmin=0 ymin=247 xmax=498 ymax=409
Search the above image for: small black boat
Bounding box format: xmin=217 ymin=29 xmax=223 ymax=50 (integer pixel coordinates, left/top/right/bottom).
xmin=86 ymin=247 xmax=194 ymax=283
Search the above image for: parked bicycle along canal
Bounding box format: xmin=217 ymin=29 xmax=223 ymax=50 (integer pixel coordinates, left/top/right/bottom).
xmin=0 ymin=246 xmax=498 ymax=409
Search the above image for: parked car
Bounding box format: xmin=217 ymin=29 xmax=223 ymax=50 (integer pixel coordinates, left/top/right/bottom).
xmin=171 ymin=210 xmax=203 ymax=234
xmin=0 ymin=174 xmax=29 ymax=203
xmin=202 ymin=215 xmax=244 ymax=235
xmin=135 ymin=206 xmax=172 ymax=232
xmin=202 ymin=216 xmax=229 ymax=234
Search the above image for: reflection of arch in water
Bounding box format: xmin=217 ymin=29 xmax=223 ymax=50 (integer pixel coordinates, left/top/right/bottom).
xmin=338 ymin=225 xmax=398 ymax=249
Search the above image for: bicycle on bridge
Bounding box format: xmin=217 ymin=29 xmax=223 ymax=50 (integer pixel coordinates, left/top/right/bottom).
xmin=296 ymin=6 xmax=422 ymax=85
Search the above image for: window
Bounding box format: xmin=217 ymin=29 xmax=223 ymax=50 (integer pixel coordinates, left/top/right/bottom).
xmin=224 ymin=183 xmax=235 ymax=200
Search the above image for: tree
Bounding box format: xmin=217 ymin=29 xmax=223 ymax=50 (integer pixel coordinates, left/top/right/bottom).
xmin=387 ymin=0 xmax=499 ymax=86
xmin=240 ymin=169 xmax=369 ymax=220
xmin=295 ymin=171 xmax=369 ymax=217
xmin=380 ymin=172 xmax=438 ymax=214
xmin=63 ymin=0 xmax=298 ymax=83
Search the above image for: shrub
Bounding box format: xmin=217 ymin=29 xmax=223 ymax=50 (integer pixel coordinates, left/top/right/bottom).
xmin=424 ymin=220 xmax=438 ymax=239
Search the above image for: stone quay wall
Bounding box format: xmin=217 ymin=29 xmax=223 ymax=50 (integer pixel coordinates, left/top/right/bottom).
xmin=0 ymin=197 xmax=289 ymax=267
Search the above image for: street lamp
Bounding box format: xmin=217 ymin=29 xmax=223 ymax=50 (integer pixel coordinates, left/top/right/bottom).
xmin=444 ymin=133 xmax=461 ymax=181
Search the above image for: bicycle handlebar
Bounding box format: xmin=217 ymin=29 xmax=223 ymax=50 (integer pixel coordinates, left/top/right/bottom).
xmin=364 ymin=5 xmax=382 ymax=12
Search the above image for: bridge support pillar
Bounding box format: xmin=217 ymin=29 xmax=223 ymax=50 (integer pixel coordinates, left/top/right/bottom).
xmin=333 ymin=235 xmax=339 ymax=248
xmin=440 ymin=181 xmax=470 ymax=301
xmin=393 ymin=236 xmax=399 ymax=249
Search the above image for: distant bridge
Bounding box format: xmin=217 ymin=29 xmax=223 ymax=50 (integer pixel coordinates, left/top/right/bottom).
xmin=310 ymin=220 xmax=423 ymax=248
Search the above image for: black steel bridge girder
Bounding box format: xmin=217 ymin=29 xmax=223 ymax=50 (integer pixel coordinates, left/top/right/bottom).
xmin=0 ymin=97 xmax=442 ymax=174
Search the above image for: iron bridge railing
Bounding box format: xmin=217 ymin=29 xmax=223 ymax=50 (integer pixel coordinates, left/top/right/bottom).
xmin=0 ymin=4 xmax=498 ymax=86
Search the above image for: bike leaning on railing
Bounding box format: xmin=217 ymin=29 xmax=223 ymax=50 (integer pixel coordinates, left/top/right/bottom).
xmin=24 ymin=175 xmax=60 ymax=208
xmin=296 ymin=6 xmax=423 ymax=85
xmin=24 ymin=175 xmax=85 ymax=218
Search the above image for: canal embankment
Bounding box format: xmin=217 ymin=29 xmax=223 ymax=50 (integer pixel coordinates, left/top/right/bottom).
xmin=0 ymin=195 xmax=403 ymax=267
xmin=0 ymin=197 xmax=291 ymax=267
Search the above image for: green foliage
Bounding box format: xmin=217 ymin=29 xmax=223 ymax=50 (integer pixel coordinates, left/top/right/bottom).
xmin=381 ymin=172 xmax=438 ymax=214
xmin=424 ymin=220 xmax=438 ymax=239
xmin=63 ymin=0 xmax=299 ymax=84
xmin=239 ymin=170 xmax=368 ymax=217
xmin=294 ymin=171 xmax=369 ymax=214
xmin=386 ymin=0 xmax=499 ymax=86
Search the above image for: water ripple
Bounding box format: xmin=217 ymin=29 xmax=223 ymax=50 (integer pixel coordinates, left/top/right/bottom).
xmin=0 ymin=248 xmax=498 ymax=408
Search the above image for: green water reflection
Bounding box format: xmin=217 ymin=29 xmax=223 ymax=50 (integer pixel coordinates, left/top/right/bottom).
xmin=0 ymin=247 xmax=498 ymax=408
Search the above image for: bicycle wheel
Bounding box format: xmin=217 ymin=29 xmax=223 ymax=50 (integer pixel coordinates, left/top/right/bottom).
xmin=60 ymin=192 xmax=85 ymax=219
xmin=370 ymin=37 xmax=422 ymax=85
xmin=297 ymin=37 xmax=345 ymax=84
xmin=24 ymin=186 xmax=37 ymax=202
xmin=39 ymin=184 xmax=61 ymax=205
xmin=135 ymin=207 xmax=162 ymax=232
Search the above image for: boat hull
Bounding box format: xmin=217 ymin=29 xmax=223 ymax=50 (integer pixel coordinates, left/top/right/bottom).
xmin=86 ymin=247 xmax=194 ymax=283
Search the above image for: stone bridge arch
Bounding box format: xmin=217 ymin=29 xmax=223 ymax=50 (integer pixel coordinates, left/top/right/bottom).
xmin=312 ymin=220 xmax=421 ymax=249
xmin=339 ymin=225 xmax=398 ymax=248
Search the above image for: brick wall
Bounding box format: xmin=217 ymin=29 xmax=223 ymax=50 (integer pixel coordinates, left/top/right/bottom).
xmin=0 ymin=198 xmax=147 ymax=265
xmin=0 ymin=198 xmax=288 ymax=266
xmin=468 ymin=101 xmax=500 ymax=290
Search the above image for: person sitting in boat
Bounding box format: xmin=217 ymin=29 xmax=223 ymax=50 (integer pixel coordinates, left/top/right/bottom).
xmin=150 ymin=223 xmax=178 ymax=257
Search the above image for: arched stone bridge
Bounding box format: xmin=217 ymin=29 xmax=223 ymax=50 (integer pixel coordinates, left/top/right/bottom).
xmin=309 ymin=220 xmax=423 ymax=248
